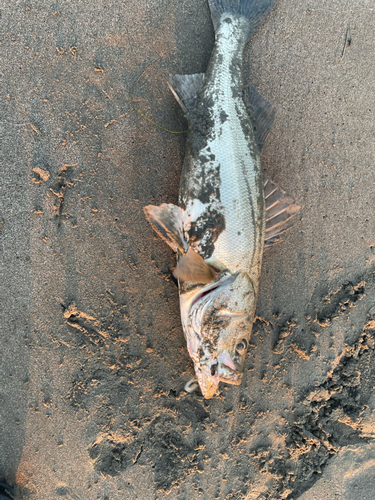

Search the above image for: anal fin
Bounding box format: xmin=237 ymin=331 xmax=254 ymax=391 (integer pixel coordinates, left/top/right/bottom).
xmin=264 ymin=178 xmax=301 ymax=250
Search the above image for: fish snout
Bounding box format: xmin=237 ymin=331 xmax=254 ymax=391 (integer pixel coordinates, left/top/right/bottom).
xmin=194 ymin=352 xmax=244 ymax=398
xmin=194 ymin=363 xmax=220 ymax=399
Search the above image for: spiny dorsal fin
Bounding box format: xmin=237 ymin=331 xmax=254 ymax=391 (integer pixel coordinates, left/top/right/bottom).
xmin=173 ymin=247 xmax=217 ymax=283
xmin=264 ymin=178 xmax=301 ymax=250
xmin=143 ymin=203 xmax=187 ymax=254
xmin=168 ymin=73 xmax=205 ymax=115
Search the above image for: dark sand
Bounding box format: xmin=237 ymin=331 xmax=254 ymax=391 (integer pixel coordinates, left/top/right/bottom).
xmin=1 ymin=0 xmax=375 ymax=498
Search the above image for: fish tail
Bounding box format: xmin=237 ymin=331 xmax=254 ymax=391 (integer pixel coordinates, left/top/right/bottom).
xmin=207 ymin=0 xmax=277 ymax=36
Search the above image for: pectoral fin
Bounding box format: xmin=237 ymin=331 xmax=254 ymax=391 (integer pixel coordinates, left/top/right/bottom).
xmin=173 ymin=247 xmax=217 ymax=283
xmin=264 ymin=178 xmax=301 ymax=249
xmin=143 ymin=203 xmax=187 ymax=254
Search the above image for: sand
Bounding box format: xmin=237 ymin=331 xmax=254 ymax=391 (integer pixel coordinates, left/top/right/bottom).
xmin=1 ymin=0 xmax=375 ymax=498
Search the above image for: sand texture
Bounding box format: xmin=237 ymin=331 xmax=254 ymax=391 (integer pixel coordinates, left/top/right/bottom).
xmin=1 ymin=0 xmax=375 ymax=499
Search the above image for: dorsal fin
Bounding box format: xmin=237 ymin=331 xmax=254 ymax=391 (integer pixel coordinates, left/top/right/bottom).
xmin=168 ymin=73 xmax=205 ymax=116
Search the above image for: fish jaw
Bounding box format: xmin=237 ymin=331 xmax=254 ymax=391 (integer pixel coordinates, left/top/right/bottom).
xmin=194 ymin=348 xmax=244 ymax=399
xmin=194 ymin=363 xmax=220 ymax=399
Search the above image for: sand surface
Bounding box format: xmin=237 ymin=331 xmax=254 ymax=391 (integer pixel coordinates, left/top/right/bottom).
xmin=1 ymin=0 xmax=375 ymax=499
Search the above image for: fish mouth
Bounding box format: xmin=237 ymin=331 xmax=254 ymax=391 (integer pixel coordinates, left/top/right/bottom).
xmin=202 ymin=379 xmax=220 ymax=399
xmin=195 ymin=364 xmax=220 ymax=399
xmin=198 ymin=368 xmax=242 ymax=399
xmin=216 ymin=356 xmax=243 ymax=385
xmin=198 ymin=355 xmax=242 ymax=398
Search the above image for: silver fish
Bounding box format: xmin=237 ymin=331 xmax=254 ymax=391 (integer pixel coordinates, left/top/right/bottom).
xmin=144 ymin=0 xmax=300 ymax=399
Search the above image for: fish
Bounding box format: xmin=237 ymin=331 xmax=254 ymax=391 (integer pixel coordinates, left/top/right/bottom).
xmin=144 ymin=0 xmax=300 ymax=399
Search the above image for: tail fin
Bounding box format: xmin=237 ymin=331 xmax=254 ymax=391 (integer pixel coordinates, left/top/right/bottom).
xmin=208 ymin=0 xmax=277 ymax=34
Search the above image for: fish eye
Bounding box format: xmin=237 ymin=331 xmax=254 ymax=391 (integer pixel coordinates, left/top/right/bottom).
xmin=236 ymin=339 xmax=247 ymax=353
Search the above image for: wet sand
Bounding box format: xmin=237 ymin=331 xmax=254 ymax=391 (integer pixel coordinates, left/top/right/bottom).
xmin=1 ymin=0 xmax=375 ymax=498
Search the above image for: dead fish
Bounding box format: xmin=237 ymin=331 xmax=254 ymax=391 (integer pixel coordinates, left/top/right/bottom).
xmin=144 ymin=0 xmax=300 ymax=399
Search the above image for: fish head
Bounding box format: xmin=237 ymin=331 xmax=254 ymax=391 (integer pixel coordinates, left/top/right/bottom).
xmin=180 ymin=271 xmax=257 ymax=399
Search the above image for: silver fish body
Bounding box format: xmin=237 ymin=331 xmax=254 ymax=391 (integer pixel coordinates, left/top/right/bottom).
xmin=144 ymin=0 xmax=300 ymax=399
xmin=180 ymin=15 xmax=265 ymax=274
xmin=177 ymin=16 xmax=265 ymax=398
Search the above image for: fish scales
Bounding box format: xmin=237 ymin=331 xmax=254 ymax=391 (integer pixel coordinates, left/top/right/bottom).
xmin=182 ymin=16 xmax=265 ymax=274
xmin=144 ymin=0 xmax=300 ymax=399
